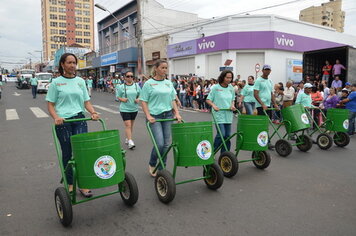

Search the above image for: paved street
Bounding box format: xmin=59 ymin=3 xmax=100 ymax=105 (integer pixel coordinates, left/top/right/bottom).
xmin=1 ymin=82 xmax=356 ymax=236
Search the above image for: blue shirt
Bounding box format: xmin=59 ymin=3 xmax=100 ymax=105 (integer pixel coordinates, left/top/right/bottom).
xmin=346 ymin=91 xmax=356 ymax=112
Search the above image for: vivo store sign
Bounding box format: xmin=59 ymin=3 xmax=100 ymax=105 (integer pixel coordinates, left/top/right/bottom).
xmin=167 ymin=31 xmax=346 ymax=58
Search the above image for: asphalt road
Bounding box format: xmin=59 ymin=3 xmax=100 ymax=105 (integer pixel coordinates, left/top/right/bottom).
xmin=1 ymin=82 xmax=356 ymax=235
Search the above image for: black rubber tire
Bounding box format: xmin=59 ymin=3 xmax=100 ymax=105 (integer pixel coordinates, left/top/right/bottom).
xmin=275 ymin=139 xmax=292 ymax=157
xmin=154 ymin=169 xmax=176 ymax=204
xmin=316 ymin=133 xmax=333 ymax=150
xmin=203 ymin=163 xmax=224 ymax=190
xmin=333 ymin=132 xmax=350 ymax=147
xmin=252 ymin=151 xmax=271 ymax=169
xmin=119 ymin=172 xmax=139 ymax=206
xmin=218 ymin=151 xmax=238 ymax=178
xmin=54 ymin=187 xmax=73 ymax=227
xmin=296 ymin=134 xmax=313 ymax=152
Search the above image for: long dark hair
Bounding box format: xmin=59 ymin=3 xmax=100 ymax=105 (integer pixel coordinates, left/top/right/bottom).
xmin=152 ymin=59 xmax=168 ymax=76
xmin=58 ymin=53 xmax=78 ymax=76
xmin=218 ymin=70 xmax=234 ymax=85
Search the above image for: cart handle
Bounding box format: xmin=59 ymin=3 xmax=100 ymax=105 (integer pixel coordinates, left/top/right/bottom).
xmin=62 ymin=117 xmax=107 ymax=130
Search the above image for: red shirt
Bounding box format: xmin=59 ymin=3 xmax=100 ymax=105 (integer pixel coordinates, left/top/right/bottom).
xmin=322 ymin=65 xmax=332 ymax=75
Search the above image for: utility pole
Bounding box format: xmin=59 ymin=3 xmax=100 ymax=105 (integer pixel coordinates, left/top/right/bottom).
xmin=137 ymin=0 xmax=146 ymax=75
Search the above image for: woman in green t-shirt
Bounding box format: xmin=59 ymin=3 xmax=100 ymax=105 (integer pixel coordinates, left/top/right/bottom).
xmin=206 ymin=70 xmax=236 ymax=154
xmin=140 ymin=60 xmax=182 ymax=177
xmin=116 ymin=71 xmax=141 ymax=149
xmin=46 ymin=53 xmax=99 ymax=198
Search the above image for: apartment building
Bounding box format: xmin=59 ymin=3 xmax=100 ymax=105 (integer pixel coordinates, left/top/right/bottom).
xmin=299 ymin=0 xmax=345 ymax=32
xmin=41 ymin=0 xmax=95 ymax=61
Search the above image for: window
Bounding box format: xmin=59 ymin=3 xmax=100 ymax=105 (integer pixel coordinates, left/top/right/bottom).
xmin=50 ymin=7 xmax=57 ymax=12
xmin=50 ymin=21 xmax=58 ymax=27
xmin=49 ymin=14 xmax=57 ymax=20
xmin=59 ymin=15 xmax=66 ymax=20
xmin=59 ymin=30 xmax=66 ymax=35
xmin=83 ymin=17 xmax=90 ymax=23
xmin=75 ymin=10 xmax=82 ymax=15
xmin=75 ymin=38 xmax=83 ymax=43
xmin=84 ymin=31 xmax=90 ymax=36
xmin=75 ymin=17 xmax=82 ymax=22
xmin=76 ymin=24 xmax=83 ymax=29
xmin=51 ymin=44 xmax=58 ymax=49
xmin=84 ymin=24 xmax=90 ymax=30
xmin=59 ymin=22 xmax=66 ymax=28
xmin=75 ymin=31 xmax=82 ymax=36
xmin=83 ymin=10 xmax=90 ymax=16
xmin=49 ymin=0 xmax=57 ymax=5
xmin=50 ymin=29 xmax=58 ymax=34
xmin=75 ymin=2 xmax=82 ymax=8
xmin=83 ymin=3 xmax=90 ymax=9
xmin=84 ymin=39 xmax=90 ymax=44
xmin=59 ymin=7 xmax=66 ymax=13
xmin=58 ymin=0 xmax=65 ymax=6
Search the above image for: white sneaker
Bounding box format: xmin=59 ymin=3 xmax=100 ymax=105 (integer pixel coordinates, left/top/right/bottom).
xmin=128 ymin=140 xmax=135 ymax=149
xmin=125 ymin=138 xmax=129 ymax=145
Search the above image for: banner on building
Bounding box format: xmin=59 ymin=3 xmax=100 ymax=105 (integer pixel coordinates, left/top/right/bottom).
xmin=286 ymin=59 xmax=303 ymax=83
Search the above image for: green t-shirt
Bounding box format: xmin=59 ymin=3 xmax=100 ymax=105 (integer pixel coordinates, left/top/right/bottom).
xmin=0 ymin=81 xmax=3 ymax=91
xmin=116 ymin=83 xmax=141 ymax=112
xmin=140 ymin=78 xmax=176 ymax=115
xmin=86 ymin=79 xmax=93 ymax=88
xmin=46 ymin=76 xmax=90 ymax=118
xmin=241 ymin=84 xmax=257 ymax=103
xmin=207 ymin=84 xmax=235 ymax=124
xmin=30 ymin=77 xmax=38 ymax=86
xmin=253 ymin=77 xmax=273 ymax=108
xmin=295 ymin=92 xmax=313 ymax=107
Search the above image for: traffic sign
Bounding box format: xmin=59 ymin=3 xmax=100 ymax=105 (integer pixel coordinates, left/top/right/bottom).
xmin=255 ymin=63 xmax=260 ymax=72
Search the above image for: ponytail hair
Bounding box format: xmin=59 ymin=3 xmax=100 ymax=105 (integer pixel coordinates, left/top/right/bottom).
xmin=152 ymin=59 xmax=168 ymax=76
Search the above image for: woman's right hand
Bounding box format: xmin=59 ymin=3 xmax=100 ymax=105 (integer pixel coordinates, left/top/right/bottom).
xmin=54 ymin=117 xmax=65 ymax=125
xmin=147 ymin=115 xmax=156 ymax=124
xmin=212 ymin=105 xmax=219 ymax=111
xmin=121 ymin=98 xmax=128 ymax=103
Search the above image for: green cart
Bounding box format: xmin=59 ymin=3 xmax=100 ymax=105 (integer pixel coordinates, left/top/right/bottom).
xmin=146 ymin=119 xmax=224 ymax=204
xmin=53 ymin=118 xmax=139 ymax=227
xmin=267 ymin=104 xmax=313 ymax=157
xmin=213 ymin=109 xmax=271 ymax=178
xmin=305 ymin=108 xmax=350 ymax=150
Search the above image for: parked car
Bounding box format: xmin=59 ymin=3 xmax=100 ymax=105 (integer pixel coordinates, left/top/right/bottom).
xmin=36 ymin=72 xmax=52 ymax=93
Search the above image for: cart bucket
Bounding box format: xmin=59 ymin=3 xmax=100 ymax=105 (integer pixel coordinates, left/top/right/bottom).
xmin=237 ymin=114 xmax=269 ymax=151
xmin=172 ymin=121 xmax=215 ymax=167
xmin=326 ymin=108 xmax=349 ymax=132
xmin=281 ymin=104 xmax=310 ymax=133
xmin=71 ymin=130 xmax=125 ymax=189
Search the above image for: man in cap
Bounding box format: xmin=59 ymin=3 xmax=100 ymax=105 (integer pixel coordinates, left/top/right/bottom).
xmin=295 ymin=83 xmax=314 ymax=108
xmin=254 ymin=64 xmax=279 ymax=117
xmin=343 ymin=82 xmax=352 ymax=93
xmin=339 ymin=83 xmax=356 ymax=135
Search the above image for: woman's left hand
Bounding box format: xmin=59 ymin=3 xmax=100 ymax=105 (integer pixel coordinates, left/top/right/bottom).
xmin=175 ymin=114 xmax=183 ymax=123
xmin=91 ymin=112 xmax=100 ymax=120
xmin=230 ymin=106 xmax=237 ymax=111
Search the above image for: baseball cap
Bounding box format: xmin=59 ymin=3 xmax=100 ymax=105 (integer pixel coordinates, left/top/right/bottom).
xmin=304 ymin=83 xmax=313 ymax=88
xmin=342 ymin=88 xmax=348 ymax=92
xmin=345 ymin=82 xmax=351 ymax=86
xmin=262 ymin=64 xmax=271 ymax=70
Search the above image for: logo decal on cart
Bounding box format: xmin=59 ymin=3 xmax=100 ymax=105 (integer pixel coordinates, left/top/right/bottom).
xmin=196 ymin=140 xmax=212 ymax=160
xmin=94 ymin=155 xmax=116 ymax=179
xmin=343 ymin=119 xmax=349 ymax=129
xmin=257 ymin=131 xmax=268 ymax=147
xmin=301 ymin=113 xmax=309 ymax=124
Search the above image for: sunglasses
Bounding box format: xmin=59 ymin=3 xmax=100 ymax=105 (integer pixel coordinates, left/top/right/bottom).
xmin=126 ymin=75 xmax=134 ymax=78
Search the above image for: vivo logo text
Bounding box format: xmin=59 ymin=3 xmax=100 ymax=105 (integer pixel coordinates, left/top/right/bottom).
xmin=276 ymin=35 xmax=294 ymax=47
xmin=198 ymin=40 xmax=216 ymax=50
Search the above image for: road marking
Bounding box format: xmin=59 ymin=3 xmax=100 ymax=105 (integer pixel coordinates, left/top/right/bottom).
xmin=30 ymin=107 xmax=49 ymax=118
xmin=93 ymin=105 xmax=120 ymax=114
xmin=6 ymin=109 xmax=19 ymax=120
xmin=13 ymin=92 xmax=21 ymax=96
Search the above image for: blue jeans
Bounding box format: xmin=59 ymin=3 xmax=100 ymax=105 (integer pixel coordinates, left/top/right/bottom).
xmin=55 ymin=113 xmax=87 ymax=185
xmin=31 ymin=85 xmax=37 ymax=98
xmin=149 ymin=110 xmax=173 ymax=168
xmin=214 ymin=124 xmax=232 ymax=154
xmin=244 ymin=102 xmax=255 ymax=115
xmin=348 ymin=111 xmax=356 ymax=135
xmin=179 ymin=93 xmax=186 ymax=107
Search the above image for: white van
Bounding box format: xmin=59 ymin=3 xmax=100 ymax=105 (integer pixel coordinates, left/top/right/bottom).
xmin=36 ymin=72 xmax=52 ymax=93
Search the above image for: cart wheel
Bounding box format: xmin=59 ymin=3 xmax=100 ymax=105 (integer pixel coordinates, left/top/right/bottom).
xmin=154 ymin=170 xmax=176 ymax=204
xmin=275 ymin=139 xmax=292 ymax=157
xmin=54 ymin=187 xmax=73 ymax=227
xmin=203 ymin=163 xmax=224 ymax=190
xmin=316 ymin=133 xmax=333 ymax=150
xmin=296 ymin=134 xmax=313 ymax=152
xmin=218 ymin=151 xmax=238 ymax=178
xmin=252 ymin=151 xmax=271 ymax=169
xmin=333 ymin=132 xmax=350 ymax=147
xmin=119 ymin=172 xmax=139 ymax=206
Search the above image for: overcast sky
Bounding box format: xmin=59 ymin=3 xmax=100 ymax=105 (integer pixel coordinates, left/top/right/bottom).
xmin=0 ymin=0 xmax=355 ymax=70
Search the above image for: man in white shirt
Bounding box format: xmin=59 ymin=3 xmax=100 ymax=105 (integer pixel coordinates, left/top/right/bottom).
xmin=283 ymin=80 xmax=295 ymax=108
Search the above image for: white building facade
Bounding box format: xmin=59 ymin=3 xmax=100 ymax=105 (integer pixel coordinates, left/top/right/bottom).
xmin=167 ymin=15 xmax=356 ymax=84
